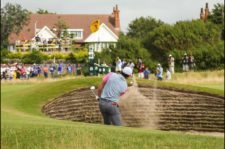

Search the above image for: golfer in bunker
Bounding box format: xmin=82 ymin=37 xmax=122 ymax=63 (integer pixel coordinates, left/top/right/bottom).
xmin=97 ymin=67 xmax=133 ymax=126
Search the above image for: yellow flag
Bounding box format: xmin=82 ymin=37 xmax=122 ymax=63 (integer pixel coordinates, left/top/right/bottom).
xmin=90 ymin=20 xmax=100 ymax=33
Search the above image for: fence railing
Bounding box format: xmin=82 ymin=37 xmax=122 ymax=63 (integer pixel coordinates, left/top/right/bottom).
xmin=15 ymin=43 xmax=72 ymax=52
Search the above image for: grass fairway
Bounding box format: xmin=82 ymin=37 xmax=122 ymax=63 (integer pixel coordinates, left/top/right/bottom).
xmin=1 ymin=75 xmax=224 ymax=149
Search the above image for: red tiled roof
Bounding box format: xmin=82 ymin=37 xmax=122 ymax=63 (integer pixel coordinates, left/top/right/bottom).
xmin=9 ymin=13 xmax=120 ymax=44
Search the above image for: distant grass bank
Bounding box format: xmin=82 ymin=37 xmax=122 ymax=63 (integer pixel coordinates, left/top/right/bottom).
xmin=137 ymin=70 xmax=224 ymax=97
xmin=1 ymin=72 xmax=224 ymax=149
xmin=138 ymin=80 xmax=224 ymax=98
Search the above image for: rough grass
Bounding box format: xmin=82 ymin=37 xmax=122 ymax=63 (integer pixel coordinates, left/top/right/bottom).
xmin=171 ymin=70 xmax=224 ymax=91
xmin=1 ymin=73 xmax=224 ymax=149
xmin=138 ymin=70 xmax=224 ymax=97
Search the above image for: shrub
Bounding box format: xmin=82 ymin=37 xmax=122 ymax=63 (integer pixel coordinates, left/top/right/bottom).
xmin=74 ymin=48 xmax=88 ymax=63
xmin=82 ymin=65 xmax=89 ymax=76
xmin=169 ymin=41 xmax=224 ymax=71
xmin=49 ymin=52 xmax=65 ymax=60
xmin=65 ymin=52 xmax=77 ymax=63
xmin=1 ymin=48 xmax=10 ymax=63
xmin=192 ymin=42 xmax=224 ymax=70
xmin=22 ymin=51 xmax=48 ymax=64
xmin=6 ymin=52 xmax=23 ymax=59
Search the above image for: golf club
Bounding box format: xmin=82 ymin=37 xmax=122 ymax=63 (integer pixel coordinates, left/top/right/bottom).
xmin=90 ymin=86 xmax=99 ymax=100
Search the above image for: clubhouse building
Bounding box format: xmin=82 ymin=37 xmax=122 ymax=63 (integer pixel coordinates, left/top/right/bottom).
xmin=8 ymin=5 xmax=121 ymax=52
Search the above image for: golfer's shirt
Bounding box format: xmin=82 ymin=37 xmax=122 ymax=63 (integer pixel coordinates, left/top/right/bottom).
xmin=101 ymin=72 xmax=127 ymax=102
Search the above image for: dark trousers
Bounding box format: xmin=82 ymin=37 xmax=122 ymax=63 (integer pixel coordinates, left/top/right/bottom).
xmin=99 ymin=99 xmax=122 ymax=126
xmin=44 ymin=72 xmax=48 ymax=78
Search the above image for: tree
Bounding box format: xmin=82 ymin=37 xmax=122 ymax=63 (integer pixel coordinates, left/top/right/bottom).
xmin=144 ymin=20 xmax=221 ymax=52
xmin=95 ymin=33 xmax=156 ymax=69
xmin=1 ymin=3 xmax=30 ymax=48
xmin=54 ymin=19 xmax=69 ymax=38
xmin=127 ymin=16 xmax=164 ymax=39
xmin=208 ymin=3 xmax=224 ymax=26
xmin=142 ymin=20 xmax=222 ymax=68
xmin=36 ymin=8 xmax=54 ymax=14
xmin=208 ymin=3 xmax=224 ymax=40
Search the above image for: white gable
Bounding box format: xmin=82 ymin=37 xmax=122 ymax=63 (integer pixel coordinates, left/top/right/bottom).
xmin=33 ymin=26 xmax=56 ymax=41
xmin=84 ymin=23 xmax=118 ymax=42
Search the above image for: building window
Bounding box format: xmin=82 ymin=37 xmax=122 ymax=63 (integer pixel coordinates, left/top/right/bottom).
xmin=70 ymin=31 xmax=81 ymax=38
xmin=66 ymin=29 xmax=83 ymax=40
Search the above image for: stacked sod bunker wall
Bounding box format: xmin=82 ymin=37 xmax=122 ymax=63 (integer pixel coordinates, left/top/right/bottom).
xmin=42 ymin=87 xmax=224 ymax=132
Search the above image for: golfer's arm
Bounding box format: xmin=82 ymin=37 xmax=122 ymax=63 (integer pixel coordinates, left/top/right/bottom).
xmin=97 ymin=72 xmax=112 ymax=97
xmin=97 ymin=81 xmax=105 ymax=97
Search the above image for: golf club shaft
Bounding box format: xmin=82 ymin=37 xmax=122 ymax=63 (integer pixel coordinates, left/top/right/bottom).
xmin=91 ymin=89 xmax=97 ymax=97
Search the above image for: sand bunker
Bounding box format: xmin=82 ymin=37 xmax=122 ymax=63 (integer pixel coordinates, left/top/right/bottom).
xmin=42 ymin=80 xmax=224 ymax=133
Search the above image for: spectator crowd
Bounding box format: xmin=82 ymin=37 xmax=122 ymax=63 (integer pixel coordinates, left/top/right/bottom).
xmin=1 ymin=62 xmax=82 ymax=80
xmin=114 ymin=53 xmax=195 ymax=81
xmin=1 ymin=53 xmax=195 ymax=81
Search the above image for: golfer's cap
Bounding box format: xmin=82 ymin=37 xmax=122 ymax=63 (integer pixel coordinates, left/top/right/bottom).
xmin=122 ymin=67 xmax=133 ymax=76
xmin=169 ymin=54 xmax=172 ymax=57
xmin=184 ymin=53 xmax=187 ymax=55
xmin=157 ymin=63 xmax=161 ymax=66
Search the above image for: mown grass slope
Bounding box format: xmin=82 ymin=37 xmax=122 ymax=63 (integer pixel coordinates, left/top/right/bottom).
xmin=1 ymin=74 xmax=224 ymax=149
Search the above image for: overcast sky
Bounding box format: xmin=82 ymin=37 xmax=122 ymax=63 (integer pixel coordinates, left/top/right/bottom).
xmin=1 ymin=0 xmax=223 ymax=32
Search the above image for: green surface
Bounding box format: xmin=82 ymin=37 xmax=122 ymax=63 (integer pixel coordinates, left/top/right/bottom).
xmin=194 ymin=83 xmax=224 ymax=91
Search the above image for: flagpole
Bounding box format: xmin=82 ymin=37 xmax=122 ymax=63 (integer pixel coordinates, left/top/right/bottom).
xmin=89 ymin=19 xmax=100 ymax=75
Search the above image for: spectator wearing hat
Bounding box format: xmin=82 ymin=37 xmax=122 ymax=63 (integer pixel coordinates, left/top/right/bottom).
xmin=168 ymin=54 xmax=175 ymax=74
xmin=115 ymin=57 xmax=122 ymax=73
xmin=97 ymin=66 xmax=133 ymax=126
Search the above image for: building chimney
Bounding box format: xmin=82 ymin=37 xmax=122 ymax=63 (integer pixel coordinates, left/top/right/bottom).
xmin=200 ymin=8 xmax=205 ymax=20
xmin=113 ymin=5 xmax=120 ymax=31
xmin=204 ymin=3 xmax=209 ymax=21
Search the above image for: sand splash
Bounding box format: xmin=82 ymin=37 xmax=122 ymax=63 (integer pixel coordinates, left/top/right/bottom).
xmin=119 ymin=76 xmax=159 ymax=129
